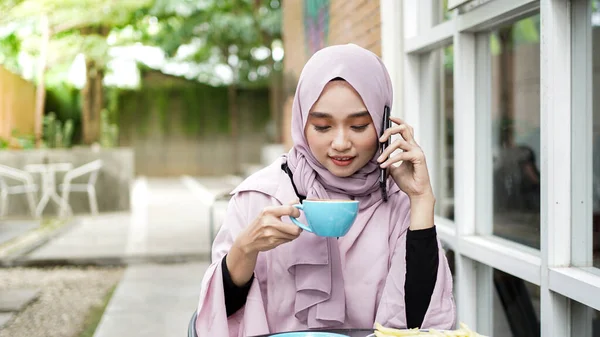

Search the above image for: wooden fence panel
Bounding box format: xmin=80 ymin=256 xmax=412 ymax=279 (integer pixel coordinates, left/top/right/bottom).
xmin=0 ymin=65 xmax=35 ymax=141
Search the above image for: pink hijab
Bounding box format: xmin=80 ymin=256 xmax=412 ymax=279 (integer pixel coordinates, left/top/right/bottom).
xmin=284 ymin=44 xmax=401 ymax=327
xmin=287 ymin=43 xmax=397 ymax=204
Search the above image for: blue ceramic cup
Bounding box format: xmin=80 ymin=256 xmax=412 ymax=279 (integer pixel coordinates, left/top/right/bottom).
xmin=289 ymin=199 xmax=359 ymax=237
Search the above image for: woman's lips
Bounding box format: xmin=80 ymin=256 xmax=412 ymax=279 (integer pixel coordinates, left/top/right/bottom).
xmin=329 ymin=156 xmax=355 ymax=167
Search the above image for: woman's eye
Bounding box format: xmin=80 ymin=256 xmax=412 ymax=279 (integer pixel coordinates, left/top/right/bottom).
xmin=313 ymin=125 xmax=331 ymax=132
xmin=351 ymin=124 xmax=369 ymax=131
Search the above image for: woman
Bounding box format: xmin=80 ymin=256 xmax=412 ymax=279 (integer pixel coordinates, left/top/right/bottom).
xmin=195 ymin=44 xmax=455 ymax=336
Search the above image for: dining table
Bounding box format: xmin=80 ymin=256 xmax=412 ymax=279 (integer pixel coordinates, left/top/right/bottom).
xmin=24 ymin=162 xmax=73 ymax=216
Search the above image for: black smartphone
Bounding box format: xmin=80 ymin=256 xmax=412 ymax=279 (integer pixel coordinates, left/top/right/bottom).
xmin=379 ymin=105 xmax=391 ymax=201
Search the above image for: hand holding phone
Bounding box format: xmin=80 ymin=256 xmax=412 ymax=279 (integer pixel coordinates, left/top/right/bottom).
xmin=379 ymin=106 xmax=391 ymax=201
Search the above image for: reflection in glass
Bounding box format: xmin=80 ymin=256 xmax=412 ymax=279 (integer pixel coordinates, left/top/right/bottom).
xmin=436 ymin=45 xmax=454 ymax=220
xmin=458 ymin=0 xmax=494 ymax=14
xmin=441 ymin=245 xmax=456 ymax=299
xmin=443 ymin=245 xmax=455 ymax=280
xmin=493 ymin=269 xmax=540 ymax=337
xmin=490 ymin=15 xmax=541 ymax=249
xmin=592 ymin=309 xmax=600 ymax=336
xmin=592 ymin=0 xmax=600 ymax=268
xmin=572 ymin=302 xmax=600 ymax=337
xmin=436 ymin=0 xmax=457 ymax=24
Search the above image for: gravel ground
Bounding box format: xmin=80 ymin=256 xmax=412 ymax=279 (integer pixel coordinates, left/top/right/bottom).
xmin=0 ymin=266 xmax=124 ymax=337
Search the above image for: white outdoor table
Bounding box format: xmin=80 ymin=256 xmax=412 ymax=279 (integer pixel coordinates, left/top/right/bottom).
xmin=24 ymin=163 xmax=73 ymax=217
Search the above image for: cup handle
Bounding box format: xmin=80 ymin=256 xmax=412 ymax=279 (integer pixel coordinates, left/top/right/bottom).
xmin=289 ymin=204 xmax=313 ymax=233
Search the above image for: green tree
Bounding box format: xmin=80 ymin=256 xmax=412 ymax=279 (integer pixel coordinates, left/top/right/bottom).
xmin=120 ymin=0 xmax=283 ymax=172
xmin=0 ymin=0 xmax=150 ymax=145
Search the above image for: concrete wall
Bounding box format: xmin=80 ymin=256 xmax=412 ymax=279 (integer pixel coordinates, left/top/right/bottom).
xmin=116 ymin=80 xmax=272 ymax=177
xmin=281 ymin=0 xmax=382 ymax=150
xmin=0 ymin=66 xmax=35 ymax=142
xmin=131 ymin=135 xmax=268 ymax=177
xmin=0 ymin=148 xmax=133 ymax=217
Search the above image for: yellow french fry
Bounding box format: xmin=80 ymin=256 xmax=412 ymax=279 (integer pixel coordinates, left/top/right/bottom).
xmin=375 ymin=331 xmax=396 ymax=337
xmin=374 ymin=321 xmax=486 ymax=337
xmin=460 ymin=323 xmax=477 ymax=337
xmin=375 ymin=322 xmax=422 ymax=336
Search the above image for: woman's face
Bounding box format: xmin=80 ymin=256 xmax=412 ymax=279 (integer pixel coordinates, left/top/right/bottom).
xmin=305 ymin=80 xmax=378 ymax=177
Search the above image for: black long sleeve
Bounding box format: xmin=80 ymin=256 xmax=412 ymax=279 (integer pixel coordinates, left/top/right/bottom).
xmin=405 ymin=226 xmax=439 ymax=329
xmin=222 ymin=255 xmax=254 ymax=317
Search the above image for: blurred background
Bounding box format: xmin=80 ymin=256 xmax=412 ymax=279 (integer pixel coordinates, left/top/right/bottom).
xmin=0 ymin=0 xmax=285 ymax=177
xmin=0 ymin=0 xmax=599 ymax=337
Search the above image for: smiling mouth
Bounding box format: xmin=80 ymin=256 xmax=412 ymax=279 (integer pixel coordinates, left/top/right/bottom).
xmin=329 ymin=156 xmax=355 ymax=167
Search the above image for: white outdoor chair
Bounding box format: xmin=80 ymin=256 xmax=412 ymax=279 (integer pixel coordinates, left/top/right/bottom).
xmin=0 ymin=164 xmax=38 ymax=217
xmin=59 ymin=159 xmax=103 ymax=216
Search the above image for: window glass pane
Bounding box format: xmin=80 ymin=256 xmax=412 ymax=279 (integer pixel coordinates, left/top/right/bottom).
xmin=435 ymin=45 xmax=455 ymax=220
xmin=455 ymin=0 xmax=493 ymax=14
xmin=493 ymin=269 xmax=540 ymax=337
xmin=592 ymin=0 xmax=600 ymax=268
xmin=571 ymin=301 xmax=600 ymax=337
xmin=442 ymin=245 xmax=457 ymax=323
xmin=442 ymin=244 xmax=456 ymax=284
xmin=435 ymin=0 xmax=457 ymax=25
xmin=491 ymin=15 xmax=541 ymax=249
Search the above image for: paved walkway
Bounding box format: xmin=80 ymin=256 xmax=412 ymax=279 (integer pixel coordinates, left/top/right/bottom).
xmin=0 ymin=221 xmax=40 ymax=246
xmin=3 ymin=176 xmax=236 ymax=336
xmin=93 ymin=262 xmax=208 ymax=337
xmin=80 ymin=177 xmax=237 ymax=337
xmin=20 ymin=177 xmax=236 ymax=265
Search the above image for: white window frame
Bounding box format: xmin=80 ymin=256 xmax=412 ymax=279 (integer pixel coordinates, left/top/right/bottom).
xmin=381 ymin=0 xmax=600 ymax=335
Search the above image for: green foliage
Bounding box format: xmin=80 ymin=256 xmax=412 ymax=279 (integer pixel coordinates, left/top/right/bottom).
xmin=105 ymin=88 xmax=120 ymax=122
xmin=0 ymin=138 xmax=9 ymax=149
xmin=513 ymin=15 xmax=540 ymax=45
xmin=0 ymin=0 xmax=283 ymax=148
xmin=10 ymin=129 xmax=35 ymax=149
xmin=45 ymin=83 xmax=81 ymax=120
xmin=0 ymin=129 xmax=35 ymax=150
xmin=1 ymin=0 xmax=152 ymax=30
xmin=44 ymin=83 xmax=82 ymax=144
xmin=113 ymin=77 xmax=269 ymax=139
xmin=154 ymin=89 xmax=169 ymax=134
xmin=0 ymin=0 xmax=152 ymax=76
xmin=120 ymin=0 xmax=282 ymax=86
xmin=100 ymin=109 xmax=119 ymax=147
xmin=43 ymin=112 xmax=75 ymax=148
xmin=77 ymin=284 xmax=118 ymax=337
xmin=63 ymin=119 xmax=74 ymax=147
xmin=0 ymin=28 xmax=22 ymax=73
xmin=490 ymin=14 xmax=540 ymax=56
xmin=443 ymin=45 xmax=453 ymax=72
xmin=182 ymin=86 xmax=202 ymax=135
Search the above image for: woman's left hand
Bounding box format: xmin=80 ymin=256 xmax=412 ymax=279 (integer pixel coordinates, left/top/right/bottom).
xmin=377 ymin=116 xmax=434 ymax=201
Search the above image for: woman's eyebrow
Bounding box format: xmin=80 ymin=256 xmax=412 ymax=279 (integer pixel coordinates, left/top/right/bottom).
xmin=308 ymin=112 xmax=332 ymax=118
xmin=348 ymin=111 xmax=370 ymax=118
xmin=309 ymin=111 xmax=369 ymax=118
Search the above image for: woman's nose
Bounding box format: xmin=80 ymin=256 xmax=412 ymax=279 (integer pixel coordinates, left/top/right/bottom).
xmin=331 ymin=130 xmax=351 ymax=152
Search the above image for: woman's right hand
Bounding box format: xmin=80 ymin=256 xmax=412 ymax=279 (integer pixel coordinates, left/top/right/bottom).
xmin=235 ymin=203 xmax=303 ymax=256
xmin=226 ymin=202 xmax=302 ymax=287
